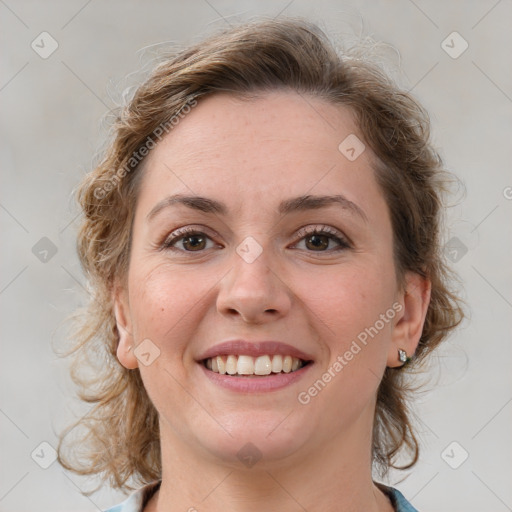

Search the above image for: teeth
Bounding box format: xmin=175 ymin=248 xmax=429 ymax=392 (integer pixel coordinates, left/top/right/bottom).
xmin=204 ymin=354 xmax=305 ymax=376
xmin=216 ymin=356 xmax=226 ymax=375
xmin=226 ymin=355 xmax=237 ymax=375
xmin=237 ymin=355 xmax=254 ymax=375
xmin=254 ymin=355 xmax=272 ymax=375
xmin=283 ymin=355 xmax=292 ymax=373
xmin=271 ymin=354 xmax=283 ymax=373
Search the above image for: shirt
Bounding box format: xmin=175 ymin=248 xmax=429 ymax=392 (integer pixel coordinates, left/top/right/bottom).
xmin=103 ymin=480 xmax=419 ymax=511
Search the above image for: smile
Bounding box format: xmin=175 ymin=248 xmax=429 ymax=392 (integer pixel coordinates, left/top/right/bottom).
xmin=203 ymin=354 xmax=308 ymax=376
xmin=197 ymin=340 xmax=314 ymax=391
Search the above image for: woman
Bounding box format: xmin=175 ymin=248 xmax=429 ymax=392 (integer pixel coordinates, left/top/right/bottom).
xmin=58 ymin=18 xmax=463 ymax=512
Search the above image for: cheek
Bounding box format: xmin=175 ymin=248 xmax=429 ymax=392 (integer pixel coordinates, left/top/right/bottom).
xmin=127 ymin=262 xmax=210 ymax=344
xmin=301 ymin=263 xmax=391 ymax=329
xmin=126 ymin=263 xmax=213 ymax=400
xmin=296 ymin=267 xmax=395 ymax=419
xmin=296 ymin=262 xmax=395 ymax=369
xmin=127 ymin=259 xmax=232 ymax=369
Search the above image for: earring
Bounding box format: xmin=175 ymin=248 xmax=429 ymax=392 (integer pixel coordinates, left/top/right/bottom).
xmin=398 ymin=348 xmax=412 ymax=364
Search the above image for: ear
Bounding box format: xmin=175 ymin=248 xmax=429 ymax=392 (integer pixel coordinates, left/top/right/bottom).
xmin=387 ymin=272 xmax=431 ymax=368
xmin=112 ymin=283 xmax=139 ymax=370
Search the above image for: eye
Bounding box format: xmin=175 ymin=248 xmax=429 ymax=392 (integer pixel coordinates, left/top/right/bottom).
xmin=161 ymin=227 xmax=218 ymax=252
xmin=160 ymin=225 xmax=350 ymax=254
xmin=292 ymin=225 xmax=351 ymax=252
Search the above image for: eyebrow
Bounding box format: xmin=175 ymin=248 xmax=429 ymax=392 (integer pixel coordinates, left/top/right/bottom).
xmin=146 ymin=193 xmax=368 ymax=223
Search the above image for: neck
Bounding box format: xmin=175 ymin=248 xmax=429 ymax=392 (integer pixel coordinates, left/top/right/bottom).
xmin=146 ymin=409 xmax=393 ymax=512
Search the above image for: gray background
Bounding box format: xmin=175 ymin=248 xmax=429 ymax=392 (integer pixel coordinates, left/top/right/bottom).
xmin=1 ymin=1 xmax=511 ymax=511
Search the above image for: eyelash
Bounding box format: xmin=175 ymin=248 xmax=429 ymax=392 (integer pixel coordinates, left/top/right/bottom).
xmin=160 ymin=225 xmax=351 ymax=254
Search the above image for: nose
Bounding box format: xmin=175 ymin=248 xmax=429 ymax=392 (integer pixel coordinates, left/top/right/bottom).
xmin=216 ymin=248 xmax=292 ymax=324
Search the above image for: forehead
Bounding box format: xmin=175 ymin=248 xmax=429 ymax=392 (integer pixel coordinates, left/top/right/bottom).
xmin=135 ymin=91 xmax=387 ymax=223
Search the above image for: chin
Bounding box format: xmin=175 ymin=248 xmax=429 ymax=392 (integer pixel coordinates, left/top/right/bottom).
xmin=194 ymin=412 xmax=314 ymax=469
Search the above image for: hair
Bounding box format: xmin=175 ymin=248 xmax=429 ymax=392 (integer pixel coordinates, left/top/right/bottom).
xmin=57 ymin=17 xmax=464 ymax=492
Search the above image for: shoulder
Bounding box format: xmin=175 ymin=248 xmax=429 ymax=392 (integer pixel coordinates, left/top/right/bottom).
xmin=104 ymin=481 xmax=417 ymax=512
xmin=378 ymin=483 xmax=419 ymax=512
xmin=103 ymin=481 xmax=161 ymax=512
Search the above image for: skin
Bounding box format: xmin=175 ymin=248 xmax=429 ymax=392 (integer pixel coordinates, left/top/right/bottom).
xmin=113 ymin=91 xmax=431 ymax=512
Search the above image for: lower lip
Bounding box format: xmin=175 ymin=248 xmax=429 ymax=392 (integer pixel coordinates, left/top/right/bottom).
xmin=198 ymin=362 xmax=313 ymax=392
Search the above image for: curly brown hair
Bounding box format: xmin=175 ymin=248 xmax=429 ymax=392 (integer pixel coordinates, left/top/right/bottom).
xmin=57 ymin=17 xmax=464 ymax=492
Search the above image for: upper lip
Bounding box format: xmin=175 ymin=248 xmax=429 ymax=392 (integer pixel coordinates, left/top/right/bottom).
xmin=197 ymin=340 xmax=315 ymax=362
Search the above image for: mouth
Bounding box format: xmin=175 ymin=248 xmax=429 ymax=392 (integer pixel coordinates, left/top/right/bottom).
xmin=196 ymin=340 xmax=314 ymax=391
xmin=202 ymin=354 xmax=312 ymax=377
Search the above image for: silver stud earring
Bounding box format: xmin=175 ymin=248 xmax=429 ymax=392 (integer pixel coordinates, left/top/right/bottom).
xmin=398 ymin=349 xmax=411 ymax=364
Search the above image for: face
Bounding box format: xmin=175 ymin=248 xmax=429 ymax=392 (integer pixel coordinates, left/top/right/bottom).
xmin=114 ymin=91 xmax=429 ymax=469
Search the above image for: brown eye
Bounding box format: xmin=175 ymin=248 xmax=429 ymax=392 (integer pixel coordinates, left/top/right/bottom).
xmin=182 ymin=234 xmax=207 ymax=251
xmin=162 ymin=229 xmax=216 ymax=252
xmin=305 ymin=234 xmax=330 ymax=251
xmin=292 ymin=226 xmax=351 ymax=253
